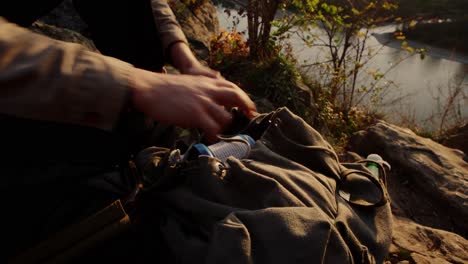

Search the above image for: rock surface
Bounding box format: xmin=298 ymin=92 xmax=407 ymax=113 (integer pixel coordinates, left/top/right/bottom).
xmin=441 ymin=123 xmax=468 ymax=157
xmin=389 ymin=217 xmax=468 ymax=264
xmin=27 ymin=0 xmax=95 ymax=51
xmin=35 ymin=0 xmax=219 ymax=61
xmin=38 ymin=0 xmax=88 ymax=34
xmin=30 ymin=21 xmax=97 ymax=52
xmin=169 ymin=0 xmax=220 ymax=60
xmin=348 ymin=121 xmax=468 ymax=263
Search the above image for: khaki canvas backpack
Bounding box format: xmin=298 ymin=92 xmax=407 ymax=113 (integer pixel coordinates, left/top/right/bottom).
xmin=133 ymin=107 xmax=392 ymax=264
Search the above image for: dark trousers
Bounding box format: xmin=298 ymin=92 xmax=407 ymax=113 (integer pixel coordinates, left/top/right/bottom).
xmin=0 ymin=0 xmax=165 ymax=72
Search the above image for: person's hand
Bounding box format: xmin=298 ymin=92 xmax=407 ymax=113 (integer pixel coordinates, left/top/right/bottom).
xmin=169 ymin=42 xmax=221 ymax=79
xmin=179 ymin=60 xmax=222 ymax=79
xmin=130 ymin=68 xmax=257 ymax=141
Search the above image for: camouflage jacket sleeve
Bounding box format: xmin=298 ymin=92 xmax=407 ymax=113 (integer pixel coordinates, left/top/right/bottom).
xmin=0 ymin=17 xmax=133 ymax=131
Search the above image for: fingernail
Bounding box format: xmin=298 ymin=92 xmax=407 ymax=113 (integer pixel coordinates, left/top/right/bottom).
xmin=249 ymin=110 xmax=260 ymax=117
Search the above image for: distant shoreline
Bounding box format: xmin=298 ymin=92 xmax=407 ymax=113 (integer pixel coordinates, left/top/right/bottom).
xmin=402 ymin=20 xmax=467 ymax=56
xmin=371 ymin=30 xmax=468 ymax=65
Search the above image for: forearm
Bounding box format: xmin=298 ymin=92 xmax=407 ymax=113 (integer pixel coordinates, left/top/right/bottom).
xmin=168 ymin=41 xmax=201 ymax=72
xmin=0 ymin=18 xmax=133 ymax=130
xmin=150 ymin=0 xmax=188 ymax=59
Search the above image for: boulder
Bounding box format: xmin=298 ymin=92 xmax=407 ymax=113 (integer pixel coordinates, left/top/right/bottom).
xmin=169 ymin=0 xmax=220 ymax=60
xmin=348 ymin=121 xmax=467 ymax=237
xmin=30 ymin=21 xmax=97 ymax=52
xmin=38 ymin=0 xmax=88 ymax=34
xmin=34 ymin=0 xmax=219 ymax=60
xmin=388 ymin=217 xmax=468 ymax=264
xmin=441 ymin=123 xmax=468 ymax=156
xmin=348 ymin=121 xmax=468 ymax=263
xmin=29 ymin=0 xmax=95 ymax=51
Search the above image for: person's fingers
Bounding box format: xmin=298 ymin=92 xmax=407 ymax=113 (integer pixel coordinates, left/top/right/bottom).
xmin=209 ymin=79 xmax=258 ymax=116
xmin=214 ymin=79 xmax=240 ymax=89
xmin=198 ymin=112 xmax=222 ymax=142
xmin=185 ymin=66 xmax=222 ymax=79
xmin=191 ymin=77 xmax=256 ymax=113
xmin=202 ymin=97 xmax=233 ymax=129
xmin=205 ymin=69 xmax=222 ymax=79
xmin=210 ymin=87 xmax=257 ymax=114
xmin=131 ymin=70 xmax=256 ymax=138
xmin=246 ymin=110 xmax=259 ymax=118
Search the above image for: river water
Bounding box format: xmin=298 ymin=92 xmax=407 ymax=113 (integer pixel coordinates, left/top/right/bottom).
xmin=216 ymin=6 xmax=467 ymax=131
